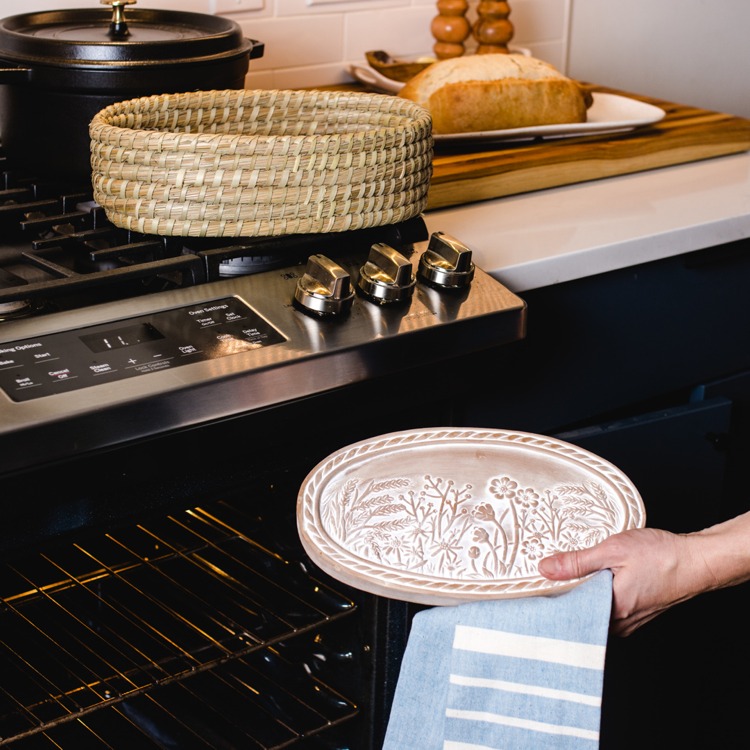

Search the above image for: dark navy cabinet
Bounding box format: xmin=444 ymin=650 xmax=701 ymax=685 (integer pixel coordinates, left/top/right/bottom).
xmin=457 ymin=236 xmax=750 ymax=749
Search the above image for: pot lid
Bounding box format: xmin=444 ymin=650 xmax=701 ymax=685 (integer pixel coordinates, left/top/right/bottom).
xmin=0 ymin=4 xmax=258 ymax=67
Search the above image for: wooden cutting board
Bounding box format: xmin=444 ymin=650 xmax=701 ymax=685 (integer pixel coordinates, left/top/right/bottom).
xmin=426 ymin=85 xmax=750 ymax=210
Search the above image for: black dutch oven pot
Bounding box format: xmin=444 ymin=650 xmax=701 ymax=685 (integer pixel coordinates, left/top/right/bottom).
xmin=0 ymin=1 xmax=264 ymax=180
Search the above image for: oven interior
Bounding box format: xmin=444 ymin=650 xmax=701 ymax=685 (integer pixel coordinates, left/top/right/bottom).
xmin=1 ymin=492 xmax=364 ymax=750
xmin=1 ymin=379 xmax=450 ymax=750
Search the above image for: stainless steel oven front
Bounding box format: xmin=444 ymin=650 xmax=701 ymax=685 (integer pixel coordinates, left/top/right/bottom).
xmin=0 ymin=191 xmax=526 ymax=749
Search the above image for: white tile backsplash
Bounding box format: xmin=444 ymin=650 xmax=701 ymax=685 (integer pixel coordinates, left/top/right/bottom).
xmin=0 ymin=0 xmax=571 ymax=89
xmin=344 ymin=7 xmax=436 ymax=60
xmin=241 ymin=14 xmax=346 ymax=71
xmin=213 ymin=0 xmax=267 ymax=14
xmin=9 ymin=0 xmax=746 ymax=117
xmin=511 ymin=0 xmax=570 ymax=43
xmin=278 ymin=0 xmax=411 ymax=14
xmin=234 ymin=0 xmax=571 ymax=88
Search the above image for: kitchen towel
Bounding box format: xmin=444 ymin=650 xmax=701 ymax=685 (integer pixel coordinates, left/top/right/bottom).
xmin=382 ymin=570 xmax=613 ymax=750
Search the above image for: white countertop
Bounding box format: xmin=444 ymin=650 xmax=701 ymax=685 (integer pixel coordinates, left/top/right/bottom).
xmin=424 ymin=151 xmax=750 ymax=293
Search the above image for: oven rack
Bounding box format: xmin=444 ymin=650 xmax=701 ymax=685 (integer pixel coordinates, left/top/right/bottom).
xmin=0 ymin=500 xmax=360 ymax=748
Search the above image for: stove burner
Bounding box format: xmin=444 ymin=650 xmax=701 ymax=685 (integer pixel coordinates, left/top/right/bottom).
xmin=0 ymin=266 xmax=33 ymax=319
xmin=218 ymin=253 xmax=296 ymax=276
xmin=0 ymin=298 xmax=32 ymax=320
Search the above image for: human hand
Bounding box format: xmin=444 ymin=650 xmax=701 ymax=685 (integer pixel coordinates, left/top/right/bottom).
xmin=538 ymin=528 xmax=716 ymax=637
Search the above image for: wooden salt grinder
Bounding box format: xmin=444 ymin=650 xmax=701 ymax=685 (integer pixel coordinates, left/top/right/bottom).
xmin=431 ymin=0 xmax=471 ymax=60
xmin=474 ymin=1 xmax=514 ymax=54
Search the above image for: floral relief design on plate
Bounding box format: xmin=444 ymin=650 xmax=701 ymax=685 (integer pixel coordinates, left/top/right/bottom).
xmin=323 ymin=472 xmax=618 ymax=581
xmin=297 ymin=428 xmax=645 ymax=604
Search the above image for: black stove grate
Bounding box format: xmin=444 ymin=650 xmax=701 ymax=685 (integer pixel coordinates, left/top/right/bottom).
xmin=0 ymin=172 xmax=205 ymax=317
xmin=0 ymin=167 xmax=429 ymax=320
xmin=0 ymin=499 xmax=361 ymax=748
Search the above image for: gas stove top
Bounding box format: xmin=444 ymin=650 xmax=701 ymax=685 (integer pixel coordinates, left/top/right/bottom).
xmin=0 ymin=168 xmax=430 ymax=321
xmin=0 ymin=167 xmax=526 ymax=476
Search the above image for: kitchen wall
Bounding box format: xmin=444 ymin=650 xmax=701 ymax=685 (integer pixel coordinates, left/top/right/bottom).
xmin=0 ymin=0 xmax=572 ymax=88
xmin=567 ymin=0 xmax=750 ymax=118
xmin=2 ymin=0 xmax=747 ymax=117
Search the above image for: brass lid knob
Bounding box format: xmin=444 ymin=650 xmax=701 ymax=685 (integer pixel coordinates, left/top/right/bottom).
xmin=101 ymin=0 xmax=137 ymax=38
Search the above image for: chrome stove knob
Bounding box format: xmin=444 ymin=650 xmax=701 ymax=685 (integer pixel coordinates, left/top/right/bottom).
xmin=293 ymin=254 xmax=354 ymax=317
xmin=357 ymin=242 xmax=416 ymax=305
xmin=418 ymin=231 xmax=475 ymax=289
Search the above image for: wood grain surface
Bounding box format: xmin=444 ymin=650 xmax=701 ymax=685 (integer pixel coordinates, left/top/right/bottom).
xmin=426 ymin=85 xmax=750 ymax=209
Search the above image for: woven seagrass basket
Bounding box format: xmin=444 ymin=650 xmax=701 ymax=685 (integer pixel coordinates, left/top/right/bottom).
xmin=89 ymin=88 xmax=433 ymax=237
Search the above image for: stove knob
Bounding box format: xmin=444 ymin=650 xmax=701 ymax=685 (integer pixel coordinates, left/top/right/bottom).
xmin=357 ymin=242 xmax=416 ymax=305
xmin=294 ymin=254 xmax=354 ymax=317
xmin=418 ymin=231 xmax=475 ymax=289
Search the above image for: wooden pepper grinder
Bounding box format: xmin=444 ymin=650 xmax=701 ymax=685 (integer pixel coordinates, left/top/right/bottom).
xmin=431 ymin=0 xmax=471 ymax=60
xmin=473 ymin=1 xmax=514 ymax=54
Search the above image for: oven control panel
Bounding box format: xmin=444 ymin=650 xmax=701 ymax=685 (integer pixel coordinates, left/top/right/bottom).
xmin=0 ymin=297 xmax=285 ymax=402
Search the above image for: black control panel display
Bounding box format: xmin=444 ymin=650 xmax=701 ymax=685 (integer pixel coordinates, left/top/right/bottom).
xmin=0 ymin=298 xmax=285 ymax=402
xmin=80 ymin=323 xmax=165 ymax=354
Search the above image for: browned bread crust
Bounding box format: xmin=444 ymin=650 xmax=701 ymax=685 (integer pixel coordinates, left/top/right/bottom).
xmin=399 ymin=53 xmax=590 ymax=133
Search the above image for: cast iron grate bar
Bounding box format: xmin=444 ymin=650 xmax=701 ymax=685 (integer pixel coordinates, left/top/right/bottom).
xmin=0 ymin=254 xmax=205 ymax=305
xmin=0 ymin=188 xmax=36 ymax=204
xmin=19 ymin=211 xmax=89 ymax=235
xmin=87 ymin=241 xmax=167 ymax=262
xmin=30 ymin=226 xmax=120 ymax=251
xmin=0 ymin=200 xmax=59 ymax=221
xmin=0 ymin=190 xmax=91 ymax=234
xmin=0 ymin=268 xmax=27 ymax=291
xmin=0 ymin=504 xmax=357 ymax=747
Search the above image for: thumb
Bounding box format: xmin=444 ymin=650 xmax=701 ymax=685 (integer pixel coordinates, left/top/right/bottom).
xmin=538 ymin=547 xmax=601 ymax=581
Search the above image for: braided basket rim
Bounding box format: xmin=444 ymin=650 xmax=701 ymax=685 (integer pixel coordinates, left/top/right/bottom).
xmin=89 ymin=88 xmax=432 ymax=154
xmin=90 ymin=88 xmax=434 ymax=237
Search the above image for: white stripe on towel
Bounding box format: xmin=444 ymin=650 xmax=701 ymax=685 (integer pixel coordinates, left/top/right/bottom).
xmin=453 ymin=625 xmax=605 ymax=669
xmin=444 ymin=741 xmax=498 ymax=750
xmin=448 ymin=673 xmax=602 ymax=707
xmin=445 ymin=708 xmax=600 ymax=741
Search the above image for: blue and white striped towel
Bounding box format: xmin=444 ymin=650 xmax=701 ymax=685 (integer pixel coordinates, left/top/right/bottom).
xmin=383 ymin=570 xmax=613 ymax=750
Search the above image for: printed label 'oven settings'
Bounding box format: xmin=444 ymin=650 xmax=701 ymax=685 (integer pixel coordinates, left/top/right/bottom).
xmin=0 ymin=297 xmax=285 ymax=402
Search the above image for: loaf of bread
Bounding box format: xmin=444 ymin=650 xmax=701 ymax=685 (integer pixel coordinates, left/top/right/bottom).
xmin=398 ymin=53 xmax=591 ymax=134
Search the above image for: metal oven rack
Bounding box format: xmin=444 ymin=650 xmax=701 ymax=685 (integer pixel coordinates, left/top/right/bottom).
xmin=0 ymin=498 xmax=361 ymax=748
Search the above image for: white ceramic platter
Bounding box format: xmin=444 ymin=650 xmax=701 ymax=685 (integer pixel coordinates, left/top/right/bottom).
xmin=345 ymin=64 xmax=666 ymax=142
xmin=297 ymin=428 xmax=645 ymax=605
xmin=433 ymin=93 xmax=666 ymax=143
xmin=348 ymin=62 xmax=414 ymax=94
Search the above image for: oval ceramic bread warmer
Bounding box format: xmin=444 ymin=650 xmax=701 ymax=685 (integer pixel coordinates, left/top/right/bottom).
xmin=297 ymin=428 xmax=645 ymax=605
